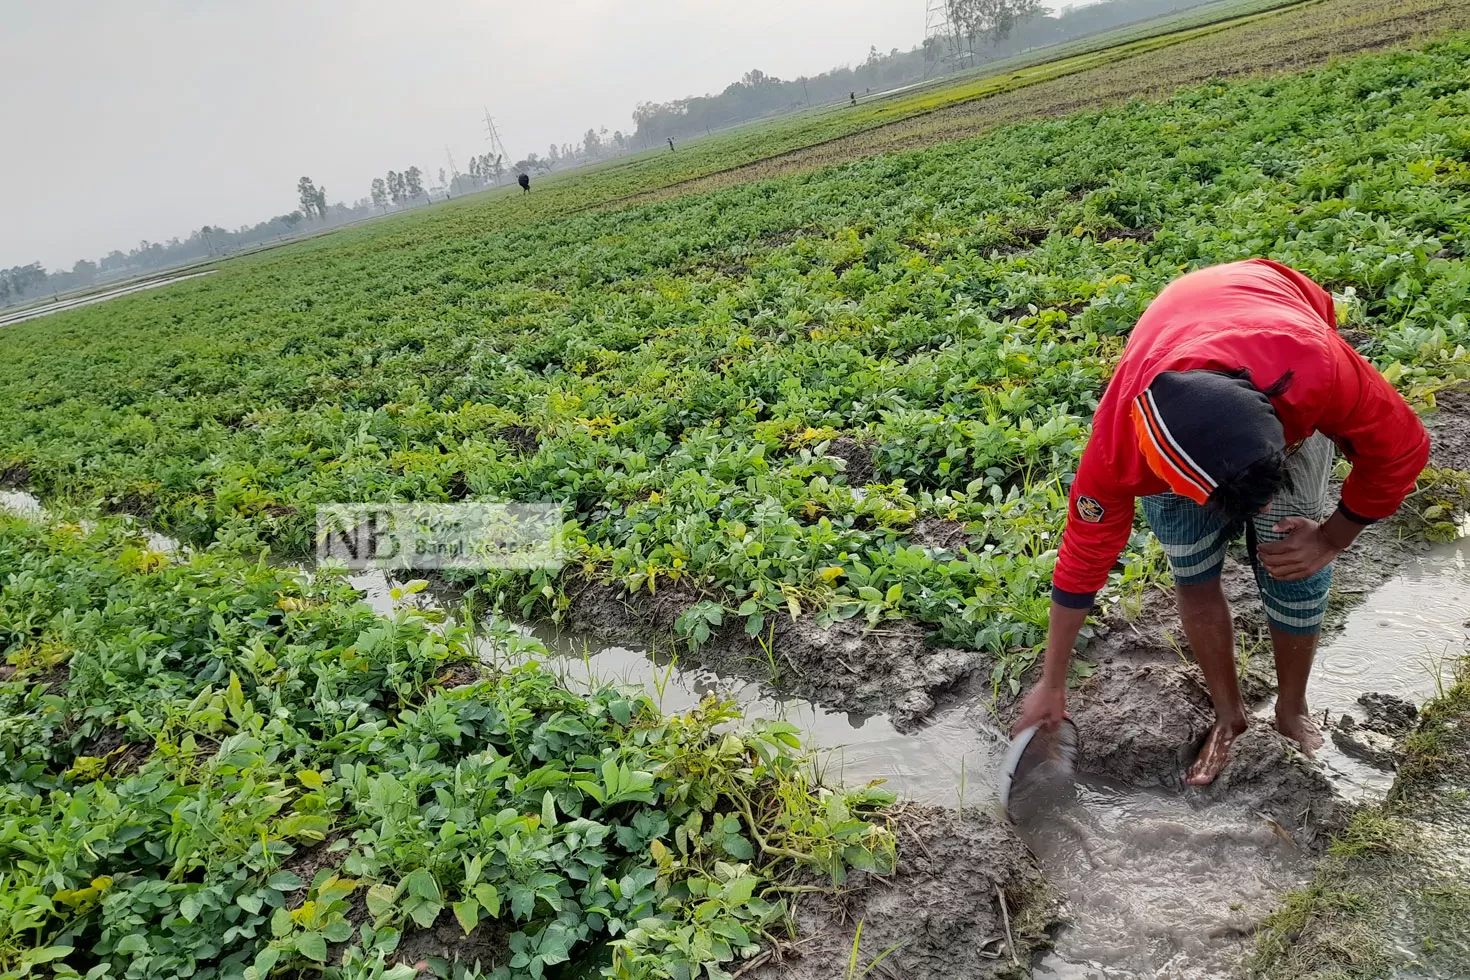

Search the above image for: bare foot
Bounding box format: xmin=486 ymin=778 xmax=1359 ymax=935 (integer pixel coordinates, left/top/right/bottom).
xmin=1274 ymin=710 xmax=1323 ymax=757
xmin=1186 ymin=718 xmax=1248 ymax=786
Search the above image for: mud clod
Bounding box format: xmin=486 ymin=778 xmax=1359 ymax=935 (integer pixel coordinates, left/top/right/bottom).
xmin=1189 ymin=726 xmax=1343 ymax=845
xmin=1330 ymin=717 xmax=1400 ymax=770
xmin=393 ymin=910 xmax=510 ymax=974
xmin=1067 ymin=661 xmax=1215 ymax=789
xmin=908 ymin=515 xmax=974 ymax=554
xmin=751 ymin=804 xmax=1058 ymax=980
xmin=0 ymin=463 xmax=30 ymax=489
xmin=1357 ymin=692 xmax=1417 ymax=736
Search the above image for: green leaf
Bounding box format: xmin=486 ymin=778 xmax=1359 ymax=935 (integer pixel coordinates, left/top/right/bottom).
xmin=21 ymin=946 xmax=72 ymax=966
xmin=541 ymin=790 xmax=557 ymax=828
xmin=296 ymin=769 xmax=324 ymax=790
xmin=509 ymin=883 xmax=535 ymax=921
xmin=403 ymin=868 xmax=441 ymax=903
xmin=453 ymin=898 xmax=480 ymax=935
xmin=366 ymin=883 xmax=397 ymax=921
xmin=236 ymin=891 xmax=264 ymax=915
xmin=296 ymin=932 xmax=328 ymax=963
xmin=251 ymin=947 xmax=280 ymax=977
xmin=722 ymin=834 xmax=754 ymax=860
xmin=270 ymin=906 xmax=293 ymax=938
xmin=116 ymin=935 xmax=149 ymax=955
xmin=472 ymin=883 xmax=501 ymax=918
xmin=725 ymin=875 xmax=758 ymax=906
xmin=267 ymin=870 xmax=303 ymax=891
xmin=608 ymin=698 xmax=632 ymax=726
xmin=179 ymin=892 xmax=204 ymax=923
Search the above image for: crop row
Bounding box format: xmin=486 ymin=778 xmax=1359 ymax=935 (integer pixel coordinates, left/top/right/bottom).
xmin=4 ymin=40 xmax=1469 ymax=688
xmin=0 ymin=513 xmax=893 ymax=979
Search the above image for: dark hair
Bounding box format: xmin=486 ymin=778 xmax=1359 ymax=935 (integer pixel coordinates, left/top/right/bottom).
xmin=1206 ymin=450 xmax=1292 ymax=524
xmin=1220 ymin=367 xmax=1295 ymax=399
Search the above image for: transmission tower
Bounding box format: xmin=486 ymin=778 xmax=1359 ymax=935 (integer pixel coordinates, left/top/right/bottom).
xmin=924 ymin=0 xmax=960 ymax=76
xmin=482 ymin=108 xmax=511 ymax=180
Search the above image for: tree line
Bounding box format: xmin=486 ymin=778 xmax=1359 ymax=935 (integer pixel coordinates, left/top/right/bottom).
xmin=632 ymin=0 xmax=1217 ymax=144
xmin=3 ymin=0 xmax=1217 ymax=309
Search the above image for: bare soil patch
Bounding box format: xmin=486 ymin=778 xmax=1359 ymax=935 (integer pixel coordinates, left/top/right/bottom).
xmin=826 ymin=437 xmax=874 ymax=486
xmin=749 ymin=804 xmax=1059 ymax=980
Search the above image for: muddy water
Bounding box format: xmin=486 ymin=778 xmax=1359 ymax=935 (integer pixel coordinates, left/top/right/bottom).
xmin=1024 ymin=781 xmax=1303 ymax=980
xmin=507 ymin=620 xmax=1314 ymax=979
xmin=1275 ymin=538 xmax=1470 ymax=797
xmin=520 ymin=624 xmax=1007 ymax=803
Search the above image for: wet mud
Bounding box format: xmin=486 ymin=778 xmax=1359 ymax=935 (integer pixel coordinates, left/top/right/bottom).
xmin=749 ymin=804 xmax=1058 ymax=980
xmin=563 ymin=577 xmax=981 ymax=729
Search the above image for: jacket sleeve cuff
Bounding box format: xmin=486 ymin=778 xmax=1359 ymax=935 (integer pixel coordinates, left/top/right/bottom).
xmin=1335 ymin=499 xmax=1378 ymax=526
xmin=1051 ymin=585 xmax=1097 ymax=610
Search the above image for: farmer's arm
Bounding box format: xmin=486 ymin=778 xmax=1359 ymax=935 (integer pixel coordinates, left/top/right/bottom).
xmin=1259 ymin=341 xmax=1430 ymax=581
xmin=1014 ymin=447 xmax=1135 ymax=731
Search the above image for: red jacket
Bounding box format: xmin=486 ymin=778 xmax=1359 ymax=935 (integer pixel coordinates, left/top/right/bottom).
xmin=1052 ymin=259 xmax=1429 ymax=604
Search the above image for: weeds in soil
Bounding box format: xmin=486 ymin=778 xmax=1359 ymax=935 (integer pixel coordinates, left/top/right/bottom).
xmin=843 ymin=921 xmax=904 ymax=980
xmin=649 ymin=646 xmax=680 ymax=712
xmin=750 ymin=622 xmax=783 ymax=688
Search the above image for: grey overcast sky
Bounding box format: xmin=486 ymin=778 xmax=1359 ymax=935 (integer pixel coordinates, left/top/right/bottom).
xmin=0 ymin=0 xmax=958 ymax=271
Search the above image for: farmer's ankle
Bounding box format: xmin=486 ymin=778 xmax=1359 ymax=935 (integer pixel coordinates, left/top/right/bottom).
xmin=1275 ymin=698 xmax=1310 ymax=720
xmin=1213 ymin=713 xmax=1248 ymax=735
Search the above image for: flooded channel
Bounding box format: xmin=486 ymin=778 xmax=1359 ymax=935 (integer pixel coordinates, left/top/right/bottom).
xmin=0 ymin=269 xmax=217 ymax=328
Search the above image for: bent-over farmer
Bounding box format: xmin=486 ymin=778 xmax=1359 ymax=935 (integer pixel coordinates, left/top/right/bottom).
xmin=1014 ymin=259 xmax=1430 ymax=785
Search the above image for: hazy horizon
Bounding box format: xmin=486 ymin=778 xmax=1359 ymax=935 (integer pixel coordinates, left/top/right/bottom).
xmin=2 ymin=1 xmax=1095 ymax=271
xmin=1 ymin=1 xmax=920 ymax=270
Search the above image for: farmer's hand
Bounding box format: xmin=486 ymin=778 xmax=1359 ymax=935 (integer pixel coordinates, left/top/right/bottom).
xmin=1013 ymin=682 xmax=1068 ymax=736
xmin=1257 ymin=516 xmax=1341 ymax=581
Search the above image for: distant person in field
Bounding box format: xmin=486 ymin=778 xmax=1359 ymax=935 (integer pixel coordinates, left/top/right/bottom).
xmin=518 ymin=173 xmax=530 ymax=194
xmin=1013 ymin=259 xmax=1429 ymax=786
xmin=668 ymin=138 xmax=675 ymax=152
xmin=850 ymin=91 xmax=857 ymax=106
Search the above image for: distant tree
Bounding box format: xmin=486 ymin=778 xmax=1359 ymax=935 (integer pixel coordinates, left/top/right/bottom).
xmin=490 ymin=154 xmax=504 ymax=184
xmin=386 ymin=170 xmax=405 ymax=206
xmin=313 ymin=185 xmax=328 ymax=219
xmin=370 ymin=177 xmax=388 ymax=211
xmin=548 ymin=144 xmax=560 ymax=164
xmin=437 ymin=167 xmax=447 ymax=189
xmin=71 ymin=258 xmax=98 ymax=282
xmin=0 ymin=263 xmax=48 ymax=303
xmin=583 ymin=128 xmax=602 ymax=157
xmin=947 ymin=0 xmax=1044 ymax=60
xmin=468 ymin=156 xmax=481 ymax=180
xmin=404 ymin=167 xmax=423 ymax=199
xmin=297 ymin=177 xmax=321 ymax=220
